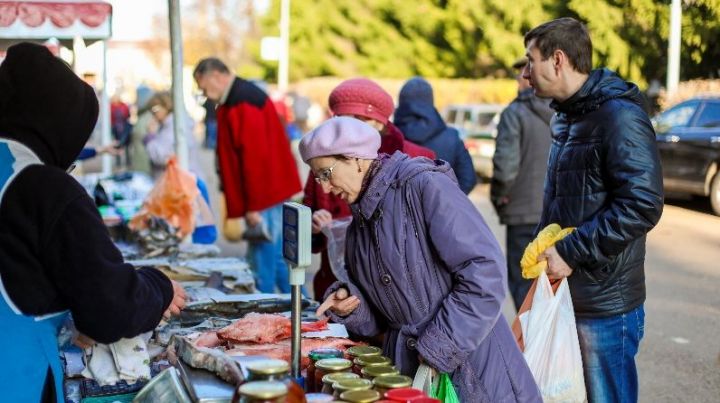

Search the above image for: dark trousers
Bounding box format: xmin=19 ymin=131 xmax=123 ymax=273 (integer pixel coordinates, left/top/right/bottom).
xmin=506 ymin=224 xmax=536 ymax=311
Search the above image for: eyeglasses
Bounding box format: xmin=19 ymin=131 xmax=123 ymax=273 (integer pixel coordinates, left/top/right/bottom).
xmin=314 ymin=161 xmax=338 ymax=184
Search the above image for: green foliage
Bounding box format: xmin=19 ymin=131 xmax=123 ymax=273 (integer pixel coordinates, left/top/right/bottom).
xmin=253 ymin=0 xmax=720 ymax=86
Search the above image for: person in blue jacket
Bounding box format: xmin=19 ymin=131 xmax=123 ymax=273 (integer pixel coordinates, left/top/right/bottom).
xmin=394 ymin=77 xmax=477 ymax=194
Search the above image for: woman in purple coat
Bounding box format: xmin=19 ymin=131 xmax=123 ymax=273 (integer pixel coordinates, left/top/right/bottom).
xmin=300 ymin=117 xmax=540 ymax=402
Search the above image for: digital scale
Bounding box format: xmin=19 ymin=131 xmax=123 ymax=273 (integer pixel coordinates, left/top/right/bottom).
xmin=281 ymin=202 xmax=312 ymax=379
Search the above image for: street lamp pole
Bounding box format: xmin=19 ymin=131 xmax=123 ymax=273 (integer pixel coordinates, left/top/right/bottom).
xmin=278 ymin=0 xmax=290 ymax=92
xmin=666 ymin=0 xmax=682 ymax=98
xmin=169 ymin=0 xmax=189 ymax=170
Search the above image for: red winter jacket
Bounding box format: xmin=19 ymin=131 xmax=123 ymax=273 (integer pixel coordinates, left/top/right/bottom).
xmin=303 ymin=121 xmax=435 ymax=298
xmin=217 ymin=78 xmax=301 ymax=218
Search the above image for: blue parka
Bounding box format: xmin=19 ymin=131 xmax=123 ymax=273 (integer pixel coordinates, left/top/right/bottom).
xmin=327 ymin=152 xmax=540 ymax=402
xmin=395 ymin=77 xmax=477 ymax=194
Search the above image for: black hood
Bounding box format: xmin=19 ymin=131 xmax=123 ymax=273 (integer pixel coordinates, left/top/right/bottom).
xmin=0 ymin=42 xmax=99 ymax=170
xmin=551 ymin=68 xmax=644 ymax=116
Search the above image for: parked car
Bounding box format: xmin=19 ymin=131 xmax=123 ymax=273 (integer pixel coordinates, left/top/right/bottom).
xmin=442 ymin=103 xmax=505 ymax=179
xmin=653 ymin=96 xmax=720 ymax=215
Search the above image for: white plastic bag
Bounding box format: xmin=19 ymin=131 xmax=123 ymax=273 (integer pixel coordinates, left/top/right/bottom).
xmin=412 ymin=363 xmax=437 ymax=396
xmin=519 ymin=271 xmax=587 ymax=403
xmin=321 ymin=217 xmax=352 ymax=283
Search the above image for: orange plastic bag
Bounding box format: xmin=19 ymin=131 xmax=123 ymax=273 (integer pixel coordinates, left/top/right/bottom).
xmin=130 ymin=157 xmax=199 ymax=238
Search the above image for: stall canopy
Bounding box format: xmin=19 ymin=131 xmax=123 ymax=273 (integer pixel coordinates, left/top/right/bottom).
xmin=0 ymin=1 xmax=111 ymax=47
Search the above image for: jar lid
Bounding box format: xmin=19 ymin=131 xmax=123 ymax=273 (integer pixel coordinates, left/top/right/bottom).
xmin=361 ymin=366 xmax=399 ymax=378
xmin=246 ymin=359 xmax=290 ymax=376
xmin=309 ymin=348 xmax=344 ymax=361
xmin=383 ymin=387 xmax=425 ymax=400
xmin=372 ymin=374 xmax=412 ymax=389
xmin=332 ymin=378 xmax=372 ymax=392
xmin=322 ymin=372 xmax=360 ymax=385
xmin=316 ymin=358 xmax=353 ymax=371
xmin=339 ymin=389 xmax=381 ymax=403
xmin=305 ymin=393 xmax=336 ymax=403
xmin=237 ymin=381 xmax=288 ymax=399
xmin=354 ymin=355 xmax=392 ymax=367
xmin=409 ymin=398 xmax=441 ymax=403
xmin=346 ymin=346 xmax=382 ymax=358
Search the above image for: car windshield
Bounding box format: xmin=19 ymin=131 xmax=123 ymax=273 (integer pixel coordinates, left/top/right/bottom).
xmin=695 ymin=102 xmax=720 ymax=128
xmin=654 ymin=101 xmax=699 ymax=132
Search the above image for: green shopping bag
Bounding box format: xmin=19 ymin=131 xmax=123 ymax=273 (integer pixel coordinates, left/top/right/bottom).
xmin=431 ymin=373 xmax=460 ymax=403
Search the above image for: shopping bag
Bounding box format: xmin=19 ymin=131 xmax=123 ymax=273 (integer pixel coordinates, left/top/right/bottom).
xmin=218 ymin=195 xmax=243 ymax=242
xmin=129 ymin=157 xmax=199 ymax=238
xmin=320 ymin=217 xmax=352 ymax=283
xmin=412 ymin=363 xmax=437 ymax=396
xmin=517 ymin=271 xmax=587 ymax=403
xmin=431 ymin=373 xmax=460 ymax=403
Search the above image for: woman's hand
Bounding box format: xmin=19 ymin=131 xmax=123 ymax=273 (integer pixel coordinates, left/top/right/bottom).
xmin=315 ymin=287 xmax=360 ymax=317
xmin=312 ymin=209 xmax=333 ymax=234
xmin=163 ymin=280 xmax=187 ymax=319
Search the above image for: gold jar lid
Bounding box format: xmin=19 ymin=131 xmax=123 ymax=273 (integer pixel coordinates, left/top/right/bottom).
xmin=339 ymin=389 xmax=381 ymax=403
xmin=316 ymin=358 xmax=353 ymax=371
xmin=332 ymin=378 xmax=372 ymax=392
xmin=346 ymin=346 xmax=382 ymax=358
xmin=322 ymin=372 xmax=360 ymax=386
xmin=237 ymin=381 xmax=288 ymax=399
xmin=246 ymin=359 xmax=290 ymax=376
xmin=372 ymin=374 xmax=413 ymax=389
xmin=361 ymin=365 xmax=399 ymax=379
xmin=353 ymin=355 xmax=392 ymax=367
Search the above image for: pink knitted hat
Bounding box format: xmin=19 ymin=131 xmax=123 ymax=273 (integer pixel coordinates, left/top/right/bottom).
xmin=328 ymin=78 xmax=394 ymax=124
xmin=299 ymin=116 xmax=381 ymax=163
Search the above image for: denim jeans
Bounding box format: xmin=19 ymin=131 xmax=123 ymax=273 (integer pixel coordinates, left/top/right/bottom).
xmin=506 ymin=224 xmax=536 ymax=311
xmin=247 ymin=203 xmax=291 ymax=294
xmin=576 ymin=304 xmax=645 ymax=403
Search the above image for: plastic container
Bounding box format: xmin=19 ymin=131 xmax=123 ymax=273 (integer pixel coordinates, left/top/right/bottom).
xmin=371 ymin=375 xmax=413 ymax=398
xmin=307 ymin=348 xmax=345 ymax=392
xmin=320 ymin=372 xmax=360 ymax=395
xmin=331 ymin=378 xmax=373 ymax=399
xmin=383 ymin=387 xmax=426 ymax=402
xmin=359 ymin=366 xmax=398 ymax=381
xmin=339 ymin=389 xmax=381 ymax=403
xmin=233 ymin=381 xmax=288 ymax=403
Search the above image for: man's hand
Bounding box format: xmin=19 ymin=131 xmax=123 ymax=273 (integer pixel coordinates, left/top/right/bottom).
xmin=540 ymin=246 xmax=573 ymax=280
xmin=315 ymin=288 xmax=360 ymax=317
xmin=245 ymin=211 xmax=262 ymax=228
xmin=311 ymin=209 xmax=333 ymax=234
xmin=163 ymin=280 xmax=187 ymax=319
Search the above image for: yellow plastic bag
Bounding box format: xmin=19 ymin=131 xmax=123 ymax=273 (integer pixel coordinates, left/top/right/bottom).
xmin=218 ymin=195 xmax=243 ymax=242
xmin=129 ymin=157 xmax=199 ymax=238
xmin=520 ymin=224 xmax=575 ymax=279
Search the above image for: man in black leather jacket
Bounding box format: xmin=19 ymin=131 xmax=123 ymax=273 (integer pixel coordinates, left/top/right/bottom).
xmin=523 ymin=18 xmax=663 ymax=403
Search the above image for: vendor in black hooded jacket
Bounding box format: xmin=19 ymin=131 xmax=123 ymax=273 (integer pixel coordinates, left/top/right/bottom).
xmin=0 ymin=43 xmax=186 ymax=403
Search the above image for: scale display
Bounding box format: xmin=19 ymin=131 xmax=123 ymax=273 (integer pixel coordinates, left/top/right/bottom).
xmin=282 ymin=202 xmax=311 ymax=267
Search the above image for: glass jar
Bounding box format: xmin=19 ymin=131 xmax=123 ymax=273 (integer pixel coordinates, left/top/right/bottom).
xmin=339 ymin=389 xmax=381 ymax=403
xmin=320 ymin=372 xmax=360 ymax=395
xmin=314 ymin=358 xmax=353 ymax=394
xmin=383 ymin=387 xmax=426 ymax=402
xmin=245 ymin=359 xmax=306 ymax=403
xmin=346 ymin=346 xmax=382 ymax=361
xmin=331 ymin=378 xmax=373 ymax=399
xmin=307 ymin=349 xmax=344 ymax=393
xmin=352 ymin=356 xmax=392 ymax=375
xmin=233 ymin=381 xmax=288 ymax=403
xmin=359 ymin=366 xmax=398 ymax=381
xmin=371 ymin=375 xmax=413 ymax=398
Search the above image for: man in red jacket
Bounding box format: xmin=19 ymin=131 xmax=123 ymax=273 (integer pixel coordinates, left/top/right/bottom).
xmin=194 ymin=58 xmax=302 ymax=293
